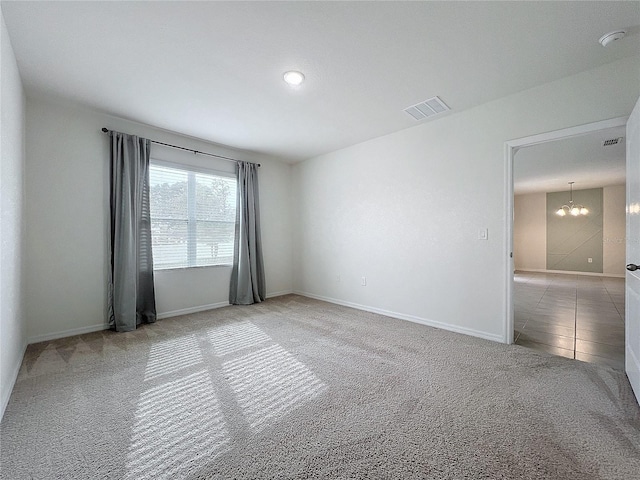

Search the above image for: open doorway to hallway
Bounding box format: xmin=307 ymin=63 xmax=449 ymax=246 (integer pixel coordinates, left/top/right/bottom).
xmin=512 ymin=124 xmax=627 ymax=369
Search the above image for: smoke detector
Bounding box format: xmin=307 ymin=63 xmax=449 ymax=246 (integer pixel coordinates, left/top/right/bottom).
xmin=599 ymin=30 xmax=626 ymax=47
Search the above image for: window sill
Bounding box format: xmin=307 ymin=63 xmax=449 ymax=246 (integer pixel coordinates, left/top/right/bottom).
xmin=153 ymin=264 xmax=233 ymax=273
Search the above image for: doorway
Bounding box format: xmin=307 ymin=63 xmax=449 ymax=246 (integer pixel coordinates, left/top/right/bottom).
xmin=505 ymin=117 xmax=628 ymax=370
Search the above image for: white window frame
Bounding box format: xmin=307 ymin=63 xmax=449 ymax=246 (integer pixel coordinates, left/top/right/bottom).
xmin=149 ymin=159 xmax=237 ymax=271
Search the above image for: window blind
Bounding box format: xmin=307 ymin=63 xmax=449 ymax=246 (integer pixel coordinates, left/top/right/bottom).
xmin=149 ymin=162 xmax=237 ymax=270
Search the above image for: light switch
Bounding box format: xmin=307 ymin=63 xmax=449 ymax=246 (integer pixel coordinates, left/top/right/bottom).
xmin=478 ymin=228 xmax=488 ymax=240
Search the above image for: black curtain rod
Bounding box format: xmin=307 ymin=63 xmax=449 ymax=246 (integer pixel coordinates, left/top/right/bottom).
xmin=101 ymin=128 xmax=260 ymax=167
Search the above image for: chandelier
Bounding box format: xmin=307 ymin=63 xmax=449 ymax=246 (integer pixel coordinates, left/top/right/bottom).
xmin=556 ymin=182 xmax=588 ymax=217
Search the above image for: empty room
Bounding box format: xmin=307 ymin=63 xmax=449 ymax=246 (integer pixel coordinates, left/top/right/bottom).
xmin=1 ymin=1 xmax=639 ymax=479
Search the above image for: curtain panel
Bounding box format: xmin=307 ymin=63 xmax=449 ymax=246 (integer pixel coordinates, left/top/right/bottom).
xmin=230 ymin=161 xmax=266 ymax=305
xmin=107 ymin=131 xmax=157 ymax=331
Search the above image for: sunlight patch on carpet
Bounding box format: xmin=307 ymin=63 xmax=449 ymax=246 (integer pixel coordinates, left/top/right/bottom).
xmin=207 ymin=321 xmax=271 ymax=357
xmin=125 ymin=370 xmax=229 ymax=479
xmin=143 ymin=335 xmax=203 ymax=381
xmin=223 ymin=344 xmax=327 ymax=432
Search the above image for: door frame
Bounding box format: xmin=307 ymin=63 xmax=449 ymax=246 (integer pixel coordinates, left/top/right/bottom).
xmin=503 ymin=116 xmax=629 ymax=344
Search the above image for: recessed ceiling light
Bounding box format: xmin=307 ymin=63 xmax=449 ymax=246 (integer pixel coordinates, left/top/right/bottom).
xmin=283 ymin=71 xmax=305 ymax=86
xmin=599 ymin=30 xmax=626 ymax=47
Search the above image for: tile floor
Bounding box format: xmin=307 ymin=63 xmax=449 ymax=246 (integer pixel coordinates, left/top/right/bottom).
xmin=514 ymin=271 xmax=625 ymax=370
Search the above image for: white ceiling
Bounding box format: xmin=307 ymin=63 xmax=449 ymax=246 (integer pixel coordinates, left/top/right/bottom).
xmin=514 ymin=126 xmax=627 ymax=195
xmin=2 ymin=1 xmax=639 ymax=162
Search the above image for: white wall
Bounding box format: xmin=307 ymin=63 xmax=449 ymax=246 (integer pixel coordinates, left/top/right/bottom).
xmin=293 ymin=56 xmax=640 ymax=342
xmin=513 ymin=192 xmax=546 ymax=271
xmin=25 ymin=96 xmax=292 ymax=342
xmin=603 ymin=184 xmax=626 ymax=276
xmin=514 ymin=185 xmax=626 ymax=276
xmin=0 ymin=10 xmax=26 ymax=419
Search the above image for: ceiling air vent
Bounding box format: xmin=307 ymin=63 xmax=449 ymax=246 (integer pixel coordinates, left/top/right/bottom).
xmin=403 ymin=96 xmax=450 ymax=121
xmin=603 ymin=137 xmax=623 ymax=146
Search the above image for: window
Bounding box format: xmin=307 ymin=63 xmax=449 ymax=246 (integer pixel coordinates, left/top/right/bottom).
xmin=149 ymin=161 xmax=237 ymax=270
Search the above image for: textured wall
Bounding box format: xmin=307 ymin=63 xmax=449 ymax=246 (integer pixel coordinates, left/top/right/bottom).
xmin=25 ymin=97 xmax=293 ymax=341
xmin=603 ymin=185 xmax=626 ymax=275
xmin=293 ymin=56 xmax=639 ymax=343
xmin=0 ymin=10 xmax=26 ymax=419
xmin=514 ymin=192 xmax=546 ymax=270
xmin=546 ymin=188 xmax=603 ymax=273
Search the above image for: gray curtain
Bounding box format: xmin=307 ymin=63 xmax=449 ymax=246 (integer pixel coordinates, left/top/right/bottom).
xmin=107 ymin=131 xmax=157 ymax=331
xmin=230 ymin=161 xmax=266 ymax=304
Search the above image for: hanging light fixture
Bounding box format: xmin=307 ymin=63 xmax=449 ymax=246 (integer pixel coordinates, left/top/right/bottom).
xmin=556 ymin=182 xmax=588 ymax=217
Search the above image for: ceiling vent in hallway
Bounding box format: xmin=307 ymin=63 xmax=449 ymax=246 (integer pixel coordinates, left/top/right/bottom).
xmin=403 ymin=96 xmax=450 ymax=121
xmin=603 ymin=137 xmax=624 ymax=146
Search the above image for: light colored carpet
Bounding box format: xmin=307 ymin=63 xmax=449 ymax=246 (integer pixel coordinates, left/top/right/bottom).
xmin=1 ymin=294 xmax=639 ymax=479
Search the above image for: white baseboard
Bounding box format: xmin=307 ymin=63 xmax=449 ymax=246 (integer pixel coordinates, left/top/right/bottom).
xmin=266 ymin=290 xmax=293 ymax=299
xmin=157 ymin=301 xmax=230 ymax=319
xmin=516 ymin=268 xmax=625 ymax=279
xmin=1 ymin=340 xmax=28 ymax=421
xmin=27 ymin=294 xmax=291 ymax=344
xmin=158 ymin=291 xmax=293 ymax=319
xmin=28 ymin=323 xmax=109 ymax=344
xmin=293 ymin=291 xmax=504 ymax=344
xmin=28 ymin=305 xmax=230 ymax=340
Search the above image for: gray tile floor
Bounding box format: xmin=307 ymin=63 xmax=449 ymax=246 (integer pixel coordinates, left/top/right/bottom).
xmin=514 ymin=271 xmax=625 ymax=370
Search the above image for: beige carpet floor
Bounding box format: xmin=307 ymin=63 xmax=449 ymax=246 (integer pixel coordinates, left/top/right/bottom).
xmin=1 ymin=294 xmax=639 ymax=479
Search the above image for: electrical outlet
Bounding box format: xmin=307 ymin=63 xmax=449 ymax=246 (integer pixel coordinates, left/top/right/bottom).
xmin=361 ymin=276 xmax=367 ymax=286
xmin=588 ymin=258 xmax=593 ymax=263
xmin=478 ymin=228 xmax=488 ymax=240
